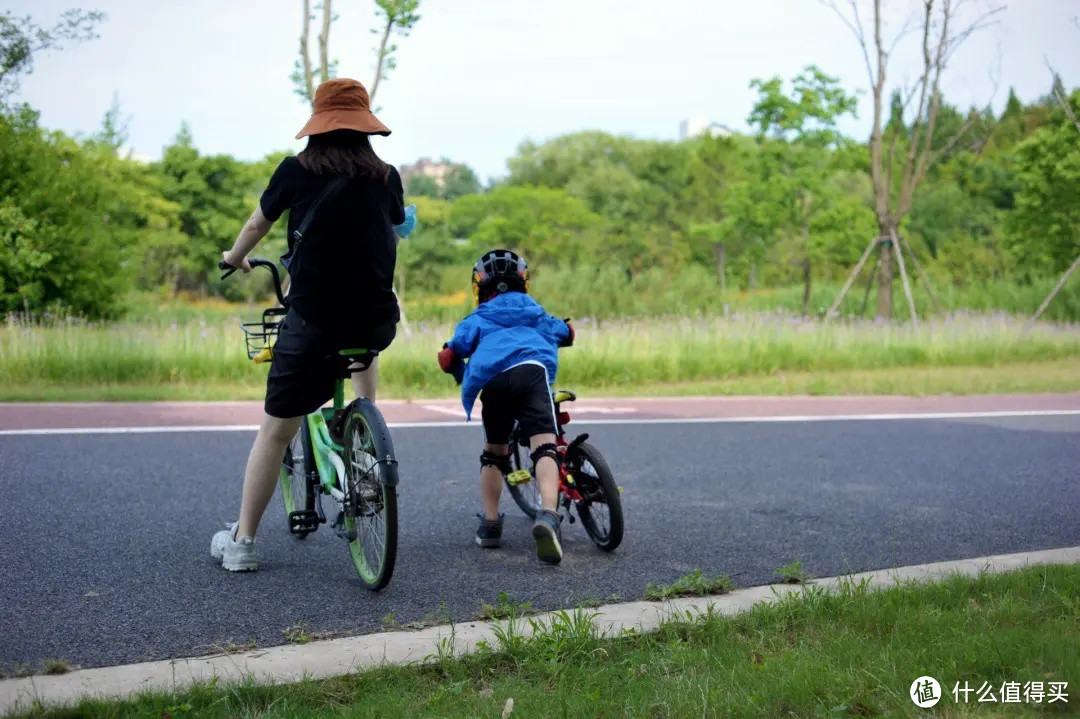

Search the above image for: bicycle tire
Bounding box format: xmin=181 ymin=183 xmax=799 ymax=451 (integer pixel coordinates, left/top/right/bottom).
xmin=567 ymin=442 xmax=623 ymax=551
xmin=279 ymin=421 xmax=315 ymax=539
xmin=342 ymin=399 xmax=398 ymax=591
xmin=506 ymin=433 xmax=541 ymax=519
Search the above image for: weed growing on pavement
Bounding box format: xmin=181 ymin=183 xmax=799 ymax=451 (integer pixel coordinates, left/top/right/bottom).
xmin=479 ymin=591 xmax=534 ymax=620
xmin=645 ymin=569 xmax=733 ymax=600
xmin=776 ymin=560 xmax=811 ymax=584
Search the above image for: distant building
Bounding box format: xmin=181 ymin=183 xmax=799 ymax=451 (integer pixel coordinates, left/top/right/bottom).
xmin=679 ymin=117 xmax=734 ymax=140
xmin=399 ymin=157 xmax=454 ymax=189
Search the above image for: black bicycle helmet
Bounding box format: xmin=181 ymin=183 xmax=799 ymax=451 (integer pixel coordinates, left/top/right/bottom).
xmin=472 ymin=249 xmax=529 ymax=304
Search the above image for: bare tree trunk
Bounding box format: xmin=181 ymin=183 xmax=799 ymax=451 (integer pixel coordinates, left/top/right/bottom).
xmin=713 ymin=243 xmax=726 ymax=292
xmin=802 ymin=255 xmax=812 ymax=317
xmin=318 ymin=0 xmax=333 ymax=83
xmin=876 ymin=223 xmax=893 ymax=319
xmin=299 ymin=0 xmax=315 ymax=106
xmin=800 ymin=191 xmax=813 ymax=317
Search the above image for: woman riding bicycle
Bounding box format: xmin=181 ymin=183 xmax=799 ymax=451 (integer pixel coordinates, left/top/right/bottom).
xmin=211 ymin=78 xmax=407 ymax=572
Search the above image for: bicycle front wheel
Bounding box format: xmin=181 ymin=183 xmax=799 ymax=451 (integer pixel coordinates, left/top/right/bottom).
xmin=342 ymin=400 xmax=398 ymax=591
xmin=567 ymin=442 xmax=623 ymax=551
xmin=280 ymin=421 xmax=315 ymax=539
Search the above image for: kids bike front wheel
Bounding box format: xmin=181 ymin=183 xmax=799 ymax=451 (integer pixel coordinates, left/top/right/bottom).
xmin=567 ymin=442 xmax=623 ymax=551
xmin=342 ymin=400 xmax=398 ymax=591
xmin=280 ymin=422 xmax=316 ymax=539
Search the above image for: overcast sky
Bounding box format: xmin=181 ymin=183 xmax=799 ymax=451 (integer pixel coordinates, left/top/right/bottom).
xmin=8 ymin=0 xmax=1079 ymax=180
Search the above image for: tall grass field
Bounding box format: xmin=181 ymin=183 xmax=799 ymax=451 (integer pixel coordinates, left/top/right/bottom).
xmin=2 ymin=310 xmax=1079 ymax=401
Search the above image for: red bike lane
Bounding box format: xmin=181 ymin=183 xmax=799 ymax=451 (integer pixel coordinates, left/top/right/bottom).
xmin=1 ymin=394 xmax=1078 ymax=431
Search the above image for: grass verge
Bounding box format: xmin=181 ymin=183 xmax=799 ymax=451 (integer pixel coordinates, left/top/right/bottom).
xmin=1 ymin=358 xmax=1077 ymax=402
xmin=10 ymin=565 xmax=1078 ymax=718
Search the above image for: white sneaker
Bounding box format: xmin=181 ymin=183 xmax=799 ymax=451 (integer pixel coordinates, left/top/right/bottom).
xmin=210 ymin=522 xmax=257 ymax=572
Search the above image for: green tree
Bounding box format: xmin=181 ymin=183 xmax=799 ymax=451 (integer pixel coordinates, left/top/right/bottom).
xmin=448 ymin=186 xmax=606 ymax=268
xmin=1007 ymin=89 xmax=1080 ymax=276
xmin=737 ymin=65 xmax=862 ymax=312
xmin=441 ymin=163 xmax=481 ymax=199
xmin=405 ymin=173 xmax=439 ymax=198
xmin=155 ymin=123 xmax=256 ymax=293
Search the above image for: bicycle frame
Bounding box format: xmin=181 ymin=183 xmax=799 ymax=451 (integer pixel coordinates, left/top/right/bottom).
xmin=306 ymin=380 xmax=348 ymax=503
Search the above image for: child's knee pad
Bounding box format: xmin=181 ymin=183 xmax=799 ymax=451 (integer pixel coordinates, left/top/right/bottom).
xmin=479 ymin=450 xmax=512 ymax=475
xmin=529 ymin=443 xmax=560 ymax=472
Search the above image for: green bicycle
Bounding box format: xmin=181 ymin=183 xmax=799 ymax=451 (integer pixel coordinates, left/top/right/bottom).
xmin=221 ymin=258 xmax=399 ymax=590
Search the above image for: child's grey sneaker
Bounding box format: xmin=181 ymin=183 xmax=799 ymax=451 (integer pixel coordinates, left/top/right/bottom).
xmin=475 ymin=513 xmax=504 ymax=548
xmin=531 ymin=509 xmax=563 ymax=565
xmin=210 ymin=522 xmax=257 ymax=572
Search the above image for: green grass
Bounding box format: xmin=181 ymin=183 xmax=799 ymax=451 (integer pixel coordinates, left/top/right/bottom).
xmin=12 ymin=565 xmax=1078 ymax=718
xmin=2 ymin=313 xmax=1079 ymax=402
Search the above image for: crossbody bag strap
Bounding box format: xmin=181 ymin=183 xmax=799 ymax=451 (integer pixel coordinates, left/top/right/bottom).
xmin=292 ymin=176 xmax=348 ymax=243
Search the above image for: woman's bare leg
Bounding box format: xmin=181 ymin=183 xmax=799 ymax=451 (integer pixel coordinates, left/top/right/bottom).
xmin=236 ymin=413 xmax=302 ymax=538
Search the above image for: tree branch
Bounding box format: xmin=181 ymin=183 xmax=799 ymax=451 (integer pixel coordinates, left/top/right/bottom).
xmin=820 ymin=0 xmax=875 ymax=89
xmin=369 ymin=15 xmax=395 ymax=103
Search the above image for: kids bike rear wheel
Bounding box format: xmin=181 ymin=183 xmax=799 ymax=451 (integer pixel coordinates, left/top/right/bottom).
xmin=506 ymin=439 xmax=541 ymax=519
xmin=342 ymin=400 xmax=398 ymax=591
xmin=279 ymin=422 xmax=315 ymax=539
xmin=567 ymin=442 xmax=623 ymax=551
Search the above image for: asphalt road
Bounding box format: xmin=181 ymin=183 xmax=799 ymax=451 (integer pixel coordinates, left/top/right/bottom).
xmin=2 ymin=414 xmax=1078 ymax=672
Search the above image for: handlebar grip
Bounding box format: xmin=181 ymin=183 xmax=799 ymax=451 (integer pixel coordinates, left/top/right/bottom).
xmin=218 ymin=260 xmax=238 ymax=280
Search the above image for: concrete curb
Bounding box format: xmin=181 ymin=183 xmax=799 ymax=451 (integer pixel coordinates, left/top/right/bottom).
xmin=3 ymin=546 xmax=1078 ymax=715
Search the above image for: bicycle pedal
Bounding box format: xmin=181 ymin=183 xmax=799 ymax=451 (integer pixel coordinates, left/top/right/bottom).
xmin=506 ymin=469 xmax=532 ymax=486
xmin=288 ymin=510 xmax=320 ymax=534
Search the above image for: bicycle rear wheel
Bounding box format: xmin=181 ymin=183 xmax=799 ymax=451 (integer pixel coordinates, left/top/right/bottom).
xmin=506 ymin=434 xmax=541 ymax=519
xmin=279 ymin=421 xmax=315 ymax=539
xmin=567 ymin=442 xmax=623 ymax=551
xmin=342 ymin=399 xmax=398 ymax=591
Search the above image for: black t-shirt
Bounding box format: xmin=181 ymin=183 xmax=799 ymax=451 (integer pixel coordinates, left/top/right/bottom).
xmin=259 ymin=156 xmax=404 ymax=331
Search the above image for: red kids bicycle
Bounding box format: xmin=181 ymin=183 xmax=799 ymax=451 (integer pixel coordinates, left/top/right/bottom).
xmin=504 ymin=389 xmax=623 ymax=551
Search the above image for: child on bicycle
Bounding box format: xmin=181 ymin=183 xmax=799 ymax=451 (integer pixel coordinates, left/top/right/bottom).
xmin=437 ymin=249 xmax=574 ymax=565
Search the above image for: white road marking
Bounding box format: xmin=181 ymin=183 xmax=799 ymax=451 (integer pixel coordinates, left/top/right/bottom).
xmin=420 ymin=404 xmax=467 ymax=417
xmin=571 ymin=406 xmax=639 ymax=414
xmin=0 ymin=409 xmax=1078 ymax=436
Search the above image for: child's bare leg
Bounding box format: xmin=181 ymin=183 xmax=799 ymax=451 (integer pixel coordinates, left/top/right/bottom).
xmin=529 ymin=433 xmax=559 ymax=511
xmin=481 ymin=442 xmax=508 ymax=520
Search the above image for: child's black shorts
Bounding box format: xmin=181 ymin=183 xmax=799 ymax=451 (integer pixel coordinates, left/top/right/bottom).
xmin=264 ymin=309 xmax=396 ymax=419
xmin=480 ymin=363 xmax=557 ymax=444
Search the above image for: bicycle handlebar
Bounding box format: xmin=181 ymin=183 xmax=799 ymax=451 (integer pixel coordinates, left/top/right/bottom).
xmin=218 ymin=258 xmax=288 ymax=308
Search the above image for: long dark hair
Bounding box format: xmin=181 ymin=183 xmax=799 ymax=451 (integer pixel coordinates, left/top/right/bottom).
xmin=296 ymin=130 xmax=391 ymax=181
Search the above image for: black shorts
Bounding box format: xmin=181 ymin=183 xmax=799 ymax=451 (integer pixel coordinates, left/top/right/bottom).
xmin=480 ymin=363 xmax=557 ymax=445
xmin=264 ymin=309 xmax=396 ymax=418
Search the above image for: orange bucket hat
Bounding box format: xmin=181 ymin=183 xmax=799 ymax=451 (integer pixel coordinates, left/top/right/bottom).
xmin=295 ymin=78 xmax=390 ymax=139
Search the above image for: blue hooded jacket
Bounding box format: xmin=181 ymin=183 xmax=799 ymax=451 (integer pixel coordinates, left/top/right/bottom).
xmin=447 ymin=292 xmax=571 ymax=419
